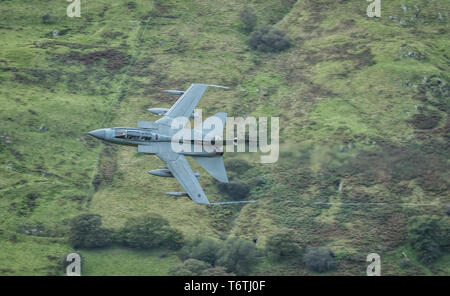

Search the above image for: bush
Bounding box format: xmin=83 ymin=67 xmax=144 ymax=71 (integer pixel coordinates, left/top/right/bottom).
xmin=217 ymin=181 xmax=250 ymax=200
xmin=174 ymin=236 xmax=260 ymax=275
xmin=68 ymin=213 xmax=112 ymax=249
xmin=42 ymin=14 xmax=51 ymax=24
xmin=445 ymin=203 xmax=450 ymax=216
xmin=266 ymin=231 xmax=301 ymax=261
xmin=169 ymin=259 xmax=211 ymax=276
xmin=200 ymin=266 xmax=236 ymax=276
xmin=120 ymin=213 xmax=184 ymax=250
xmin=408 ymin=215 xmax=446 ymax=264
xmin=249 ymin=26 xmax=291 ymax=52
xmin=216 ymin=237 xmax=260 ymax=275
xmin=303 ymin=247 xmax=337 ymax=273
xmin=190 ymin=238 xmax=221 ymax=265
xmin=225 ymin=159 xmax=251 ymax=174
xmin=177 ymin=237 xmax=222 ymax=265
xmin=240 ymin=7 xmax=257 ymax=33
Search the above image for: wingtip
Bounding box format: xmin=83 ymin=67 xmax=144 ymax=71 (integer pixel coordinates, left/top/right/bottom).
xmin=196 ymin=84 xmax=230 ymax=90
xmin=212 ymin=85 xmax=230 ymax=90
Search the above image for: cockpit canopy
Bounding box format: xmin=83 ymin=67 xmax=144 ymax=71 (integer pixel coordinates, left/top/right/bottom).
xmin=114 ymin=129 xmax=153 ymax=141
xmin=114 ymin=129 xmax=126 ymax=138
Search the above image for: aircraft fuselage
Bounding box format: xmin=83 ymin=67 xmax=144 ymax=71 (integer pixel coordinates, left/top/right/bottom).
xmin=88 ymin=126 xmax=170 ymax=147
xmin=88 ymin=126 xmax=223 ymax=157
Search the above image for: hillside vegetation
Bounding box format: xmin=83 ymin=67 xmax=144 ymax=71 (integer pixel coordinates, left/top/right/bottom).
xmin=0 ymin=0 xmax=448 ymax=275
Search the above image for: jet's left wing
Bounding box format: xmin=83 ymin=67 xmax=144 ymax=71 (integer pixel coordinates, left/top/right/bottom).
xmin=156 ymin=84 xmax=229 ymax=127
xmin=156 ymin=151 xmax=210 ymax=204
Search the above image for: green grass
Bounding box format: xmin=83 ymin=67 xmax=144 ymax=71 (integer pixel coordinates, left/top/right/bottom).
xmin=79 ymin=247 xmax=181 ymax=276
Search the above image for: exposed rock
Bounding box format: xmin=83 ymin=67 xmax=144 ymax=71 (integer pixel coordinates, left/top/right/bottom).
xmin=399 ymin=46 xmax=423 ymax=60
xmin=0 ymin=132 xmax=11 ymax=144
xmin=338 ymin=180 xmax=343 ymax=191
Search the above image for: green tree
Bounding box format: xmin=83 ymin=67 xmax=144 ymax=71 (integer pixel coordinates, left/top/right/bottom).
xmin=42 ymin=14 xmax=51 ymax=24
xmin=200 ymin=266 xmax=235 ymax=276
xmin=68 ymin=213 xmax=112 ymax=249
xmin=190 ymin=238 xmax=221 ymax=265
xmin=217 ymin=181 xmax=250 ymax=201
xmin=120 ymin=213 xmax=184 ymax=250
xmin=216 ymin=237 xmax=260 ymax=275
xmin=240 ymin=7 xmax=257 ymax=33
xmin=444 ymin=203 xmax=450 ymax=216
xmin=266 ymin=231 xmax=301 ymax=261
xmin=169 ymin=259 xmax=211 ymax=276
xmin=408 ymin=215 xmax=446 ymax=264
xmin=249 ymin=26 xmax=291 ymax=52
xmin=225 ymin=159 xmax=250 ymax=174
xmin=303 ymin=247 xmax=337 ymax=273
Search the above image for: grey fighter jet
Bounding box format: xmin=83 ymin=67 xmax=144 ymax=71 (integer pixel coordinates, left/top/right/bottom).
xmin=88 ymin=84 xmax=252 ymax=205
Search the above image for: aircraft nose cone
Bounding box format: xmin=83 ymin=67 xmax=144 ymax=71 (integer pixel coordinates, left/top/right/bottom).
xmin=88 ymin=129 xmax=106 ymax=140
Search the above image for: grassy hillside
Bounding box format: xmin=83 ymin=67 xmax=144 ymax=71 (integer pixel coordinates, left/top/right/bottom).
xmin=0 ymin=0 xmax=448 ymax=275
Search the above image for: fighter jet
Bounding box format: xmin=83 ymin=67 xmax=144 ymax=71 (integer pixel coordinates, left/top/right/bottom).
xmin=88 ymin=84 xmax=253 ymax=205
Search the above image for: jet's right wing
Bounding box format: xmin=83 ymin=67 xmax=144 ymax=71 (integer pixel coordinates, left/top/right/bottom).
xmin=156 ymin=84 xmax=229 ymax=127
xmin=156 ymin=151 xmax=211 ymax=205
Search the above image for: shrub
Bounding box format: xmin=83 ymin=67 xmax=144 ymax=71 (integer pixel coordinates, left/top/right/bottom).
xmin=177 ymin=237 xmax=222 ymax=265
xmin=120 ymin=213 xmax=184 ymax=250
xmin=252 ymin=176 xmax=266 ymax=186
xmin=225 ymin=159 xmax=250 ymax=174
xmin=126 ymin=2 xmax=136 ymax=9
xmin=200 ymin=266 xmax=235 ymax=276
xmin=166 ymin=228 xmax=185 ymax=250
xmin=266 ymin=231 xmax=301 ymax=261
xmin=408 ymin=215 xmax=445 ymax=264
xmin=249 ymin=26 xmax=291 ymax=52
xmin=42 ymin=14 xmax=51 ymax=24
xmin=445 ymin=203 xmax=450 ymax=216
xmin=169 ymin=259 xmax=211 ymax=276
xmin=400 ymin=256 xmax=411 ymax=269
xmin=190 ymin=238 xmax=221 ymax=265
xmin=217 ymin=181 xmax=250 ymax=201
xmin=216 ymin=237 xmax=260 ymax=275
xmin=240 ymin=7 xmax=257 ymax=33
xmin=68 ymin=213 xmax=112 ymax=249
xmin=303 ymin=247 xmax=337 ymax=273
xmin=412 ymin=239 xmax=441 ymax=264
xmin=178 ymin=245 xmax=194 ymax=262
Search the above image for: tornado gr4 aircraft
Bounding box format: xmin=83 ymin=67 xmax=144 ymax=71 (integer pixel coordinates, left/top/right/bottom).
xmin=88 ymin=84 xmax=252 ymax=205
